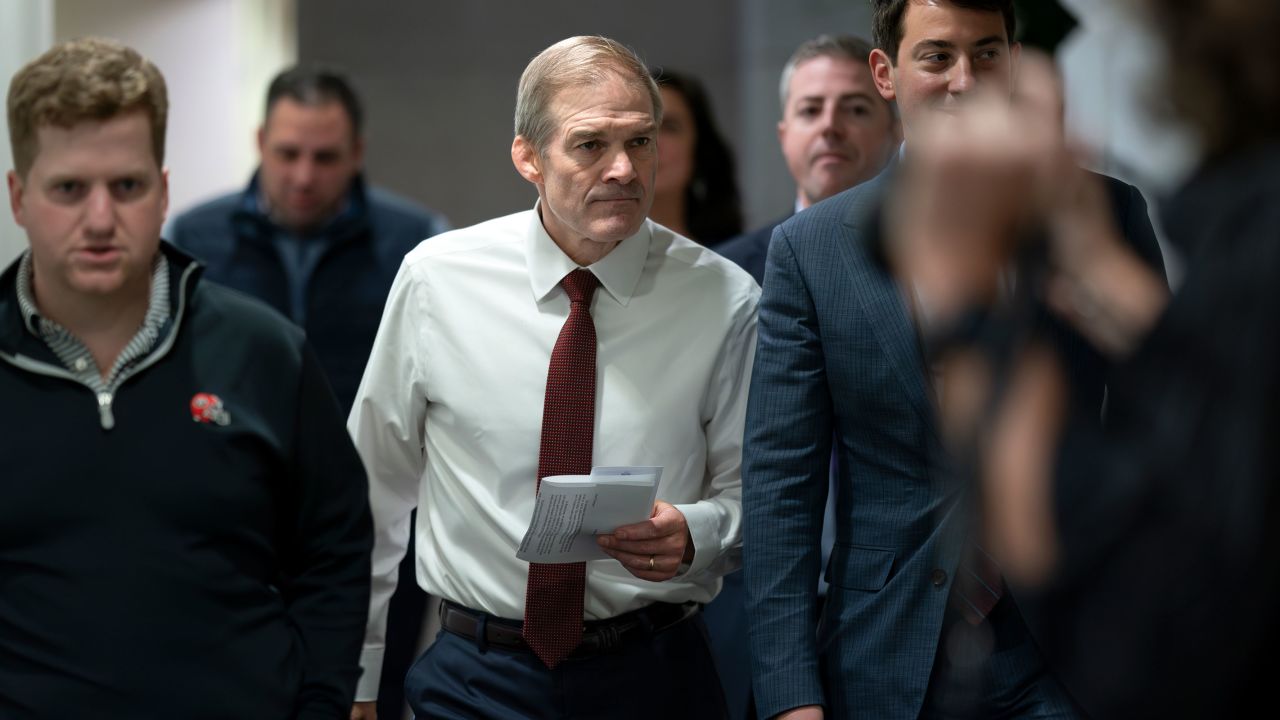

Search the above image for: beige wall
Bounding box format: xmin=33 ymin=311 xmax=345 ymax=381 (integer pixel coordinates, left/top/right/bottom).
xmin=0 ymin=0 xmax=55 ymax=267
xmin=55 ymin=0 xmax=297 ymax=219
xmin=0 ymin=0 xmax=297 ymax=261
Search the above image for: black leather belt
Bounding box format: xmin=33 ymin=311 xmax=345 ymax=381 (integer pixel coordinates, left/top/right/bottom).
xmin=439 ymin=599 xmax=700 ymax=656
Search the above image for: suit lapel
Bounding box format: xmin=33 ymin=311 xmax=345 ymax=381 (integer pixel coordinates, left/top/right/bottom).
xmin=833 ymin=173 xmax=942 ymax=447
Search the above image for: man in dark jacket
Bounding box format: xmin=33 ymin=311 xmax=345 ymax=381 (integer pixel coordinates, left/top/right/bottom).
xmin=168 ymin=67 xmax=445 ymax=719
xmin=1 ymin=38 xmax=371 ymax=719
xmin=168 ymin=65 xmax=449 ymax=415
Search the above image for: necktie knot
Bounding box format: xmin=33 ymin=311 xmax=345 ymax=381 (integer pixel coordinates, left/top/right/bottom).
xmin=561 ymin=269 xmax=599 ymax=305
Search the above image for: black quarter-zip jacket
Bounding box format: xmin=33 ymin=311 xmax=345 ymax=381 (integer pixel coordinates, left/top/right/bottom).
xmin=0 ymin=243 xmax=372 ymax=719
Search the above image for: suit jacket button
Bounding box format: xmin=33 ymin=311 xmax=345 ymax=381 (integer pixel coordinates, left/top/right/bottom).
xmin=931 ymin=569 xmax=948 ymax=587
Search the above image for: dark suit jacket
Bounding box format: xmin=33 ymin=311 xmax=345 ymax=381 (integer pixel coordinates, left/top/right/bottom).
xmin=742 ymin=166 xmax=1164 ymax=719
xmin=717 ymin=215 xmax=790 ymax=285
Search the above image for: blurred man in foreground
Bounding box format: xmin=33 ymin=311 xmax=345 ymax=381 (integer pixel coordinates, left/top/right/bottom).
xmin=741 ymin=1 xmax=1164 ymax=718
xmin=886 ymin=0 xmax=1280 ymax=715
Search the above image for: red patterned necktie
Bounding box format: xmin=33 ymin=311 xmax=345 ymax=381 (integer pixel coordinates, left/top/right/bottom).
xmin=951 ymin=541 xmax=1005 ymax=625
xmin=523 ymin=268 xmax=600 ymax=668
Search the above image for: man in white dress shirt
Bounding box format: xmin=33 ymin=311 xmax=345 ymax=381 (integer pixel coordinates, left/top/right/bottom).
xmin=348 ymin=35 xmax=758 ymax=720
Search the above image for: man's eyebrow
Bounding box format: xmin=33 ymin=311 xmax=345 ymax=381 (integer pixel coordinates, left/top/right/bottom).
xmin=914 ymin=39 xmax=956 ymax=53
xmin=41 ymin=172 xmax=82 ymax=185
xmin=837 ymin=92 xmax=881 ymax=103
xmin=795 ymin=91 xmax=879 ymax=106
xmin=565 ymin=121 xmax=657 ymax=144
xmin=913 ymin=36 xmax=1004 ymax=52
xmin=565 ymin=129 xmax=602 ymax=144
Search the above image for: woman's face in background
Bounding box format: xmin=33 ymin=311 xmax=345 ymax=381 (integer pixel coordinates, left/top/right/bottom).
xmin=654 ymin=86 xmax=697 ymax=200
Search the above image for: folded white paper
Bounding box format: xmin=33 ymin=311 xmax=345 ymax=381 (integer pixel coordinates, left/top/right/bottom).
xmin=516 ymin=466 xmax=663 ymax=563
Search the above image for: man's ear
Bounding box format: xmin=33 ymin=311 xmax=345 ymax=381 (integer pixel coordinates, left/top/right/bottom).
xmin=160 ymin=167 xmax=170 ymax=221
xmin=511 ymin=135 xmax=543 ymax=185
xmin=870 ymin=48 xmax=897 ymax=102
xmin=256 ymin=125 xmax=267 ymax=157
xmin=7 ymin=170 xmax=26 ymax=228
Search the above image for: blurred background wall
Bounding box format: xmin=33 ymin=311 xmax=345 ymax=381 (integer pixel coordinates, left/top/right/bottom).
xmin=2 ymin=0 xmax=1191 ymax=274
xmin=1 ymin=0 xmax=54 ymax=265
xmin=1 ymin=0 xmax=295 ymax=266
xmin=295 ymin=0 xmax=871 ymax=230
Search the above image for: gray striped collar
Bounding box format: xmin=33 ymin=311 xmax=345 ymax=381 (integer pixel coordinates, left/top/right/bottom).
xmin=13 ymin=249 xmax=171 ymax=387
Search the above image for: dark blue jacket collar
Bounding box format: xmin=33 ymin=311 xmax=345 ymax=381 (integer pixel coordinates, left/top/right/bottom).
xmin=231 ymin=170 xmax=372 ymax=243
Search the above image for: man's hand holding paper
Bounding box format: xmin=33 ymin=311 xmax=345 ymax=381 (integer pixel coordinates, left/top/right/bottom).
xmin=516 ymin=466 xmax=664 ymax=564
xmin=596 ymin=500 xmax=695 ymax=582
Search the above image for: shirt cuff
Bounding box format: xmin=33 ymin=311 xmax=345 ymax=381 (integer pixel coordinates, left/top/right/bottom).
xmin=354 ymin=646 xmax=385 ymax=702
xmin=673 ymin=501 xmax=723 ymax=577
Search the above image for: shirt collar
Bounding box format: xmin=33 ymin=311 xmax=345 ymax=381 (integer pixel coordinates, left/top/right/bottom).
xmin=14 ymin=251 xmax=42 ymax=335
xmin=526 ymin=199 xmax=650 ymax=307
xmin=14 ymin=248 xmax=171 ymax=338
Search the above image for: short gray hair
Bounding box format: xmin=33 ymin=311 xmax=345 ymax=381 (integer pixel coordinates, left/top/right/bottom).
xmin=514 ymin=35 xmax=663 ymax=154
xmin=778 ymin=34 xmax=877 ymax=112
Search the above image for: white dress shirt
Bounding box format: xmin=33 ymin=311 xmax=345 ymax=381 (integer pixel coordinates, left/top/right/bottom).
xmin=349 ymin=206 xmax=759 ymax=697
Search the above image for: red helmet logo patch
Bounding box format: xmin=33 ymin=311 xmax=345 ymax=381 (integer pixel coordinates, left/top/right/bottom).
xmin=190 ymin=392 xmax=231 ymax=426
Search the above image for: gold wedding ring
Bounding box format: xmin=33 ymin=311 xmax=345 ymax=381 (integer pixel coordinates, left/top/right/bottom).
xmin=648 ymin=554 xmax=656 ymax=571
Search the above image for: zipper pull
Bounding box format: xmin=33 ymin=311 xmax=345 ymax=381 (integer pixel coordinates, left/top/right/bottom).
xmin=97 ymin=392 xmax=115 ymax=430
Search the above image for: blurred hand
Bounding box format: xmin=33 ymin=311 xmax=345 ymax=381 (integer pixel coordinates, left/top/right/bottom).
xmin=350 ymin=701 xmax=377 ymax=720
xmin=983 ymin=343 xmax=1066 ymax=585
xmin=888 ymin=50 xmax=1166 ymax=356
xmin=887 ymin=53 xmax=1070 ymax=324
xmin=932 ymin=341 xmax=1065 ymax=587
xmin=1043 ymin=166 xmax=1169 ymax=357
xmin=886 ymin=51 xmax=1169 ymax=591
xmin=885 ymin=57 xmax=1054 ymax=320
xmin=596 ymin=500 xmax=693 ymax=581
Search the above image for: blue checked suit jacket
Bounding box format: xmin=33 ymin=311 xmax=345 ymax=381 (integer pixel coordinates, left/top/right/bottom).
xmin=742 ymin=167 xmax=1165 ymax=719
